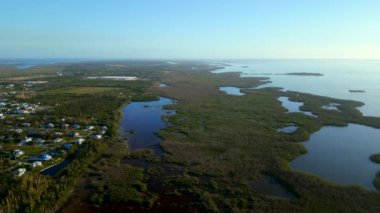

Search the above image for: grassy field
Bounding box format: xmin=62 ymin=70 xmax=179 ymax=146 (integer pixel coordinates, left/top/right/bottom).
xmin=43 ymin=87 xmax=119 ymax=95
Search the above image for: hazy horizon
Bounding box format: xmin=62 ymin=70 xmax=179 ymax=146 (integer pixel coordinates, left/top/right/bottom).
xmin=1 ymin=0 xmax=379 ymax=59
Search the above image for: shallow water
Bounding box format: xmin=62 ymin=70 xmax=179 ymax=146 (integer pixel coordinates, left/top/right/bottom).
xmin=277 ymin=125 xmax=298 ymax=133
xmin=0 ymin=59 xmax=81 ymax=69
xmin=291 ymin=124 xmax=380 ymax=190
xmin=212 ymin=60 xmax=380 ymax=117
xmin=219 ymin=86 xmax=245 ymax=96
xmin=278 ymin=96 xmax=316 ymax=117
xmin=118 ymin=97 xmax=175 ymax=156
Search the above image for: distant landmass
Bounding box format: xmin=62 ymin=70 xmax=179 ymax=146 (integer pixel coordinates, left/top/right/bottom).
xmin=349 ymin=90 xmax=366 ymax=93
xmin=285 ymin=72 xmax=324 ymax=76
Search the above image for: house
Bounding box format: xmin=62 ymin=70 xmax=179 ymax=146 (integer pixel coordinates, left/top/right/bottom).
xmin=47 ymin=123 xmax=55 ymax=128
xmin=15 ymin=129 xmax=23 ymax=134
xmin=93 ymin=134 xmax=102 ymax=140
xmin=61 ymin=123 xmax=70 ymax=128
xmin=72 ymin=124 xmax=81 ymax=129
xmin=54 ymin=132 xmax=63 ymax=137
xmin=69 ymin=131 xmax=80 ymax=137
xmin=53 ymin=138 xmax=63 ymax=143
xmin=5 ymin=84 xmax=15 ymax=89
xmin=20 ymin=137 xmax=33 ymax=144
xmin=32 ymin=161 xmax=42 ymax=167
xmin=13 ymin=149 xmax=24 ymax=157
xmin=14 ymin=168 xmax=26 ymax=177
xmin=100 ymin=130 xmax=106 ymax=135
xmin=74 ymin=138 xmax=85 ymax=145
xmin=84 ymin=125 xmax=95 ymax=130
xmin=22 ymin=122 xmax=31 ymax=127
xmin=101 ymin=126 xmax=108 ymax=130
xmin=39 ymin=153 xmax=52 ymax=161
xmin=34 ymin=138 xmax=45 ymax=144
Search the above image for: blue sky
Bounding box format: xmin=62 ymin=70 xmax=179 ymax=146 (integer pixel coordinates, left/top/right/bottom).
xmin=1 ymin=0 xmax=379 ymax=59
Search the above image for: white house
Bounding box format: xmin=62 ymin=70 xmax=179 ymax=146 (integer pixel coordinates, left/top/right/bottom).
xmin=93 ymin=134 xmax=102 ymax=140
xmin=47 ymin=123 xmax=55 ymax=128
xmin=34 ymin=138 xmax=45 ymax=144
xmin=39 ymin=154 xmax=52 ymax=161
xmin=15 ymin=168 xmax=26 ymax=177
xmin=85 ymin=125 xmax=95 ymax=130
xmin=53 ymin=138 xmax=63 ymax=143
xmin=74 ymin=138 xmax=85 ymax=145
xmin=13 ymin=149 xmax=24 ymax=157
xmin=32 ymin=161 xmax=42 ymax=167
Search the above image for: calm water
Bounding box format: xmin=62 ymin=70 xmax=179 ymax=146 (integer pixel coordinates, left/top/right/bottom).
xmin=292 ymin=124 xmax=380 ymax=190
xmin=277 ymin=125 xmax=298 ymax=133
xmin=41 ymin=159 xmax=71 ymax=176
xmin=219 ymin=86 xmax=245 ymax=96
xmin=212 ymin=60 xmax=380 ymax=117
xmin=0 ymin=59 xmax=82 ymax=69
xmin=119 ymin=97 xmax=175 ymax=156
xmin=214 ymin=60 xmax=380 ymax=190
xmin=278 ymin=96 xmax=316 ymax=117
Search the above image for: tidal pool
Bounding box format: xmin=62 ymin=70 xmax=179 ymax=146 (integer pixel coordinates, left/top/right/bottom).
xmin=219 ymin=86 xmax=245 ymax=96
xmin=119 ymin=97 xmax=175 ymax=156
xmin=277 ymin=124 xmax=298 ymax=133
xmin=278 ymin=96 xmax=316 ymax=117
xmin=291 ymin=124 xmax=380 ymax=190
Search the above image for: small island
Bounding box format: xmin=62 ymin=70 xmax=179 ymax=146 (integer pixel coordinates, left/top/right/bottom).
xmin=349 ymin=90 xmax=366 ymax=93
xmin=285 ymin=72 xmax=324 ymax=76
xmin=370 ymin=154 xmax=380 ymax=164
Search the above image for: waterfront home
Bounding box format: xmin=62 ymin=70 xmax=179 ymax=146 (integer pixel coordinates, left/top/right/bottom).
xmin=93 ymin=134 xmax=102 ymax=140
xmin=84 ymin=125 xmax=95 ymax=130
xmin=34 ymin=138 xmax=45 ymax=144
xmin=69 ymin=131 xmax=80 ymax=137
xmin=54 ymin=132 xmax=64 ymax=137
xmin=53 ymin=138 xmax=63 ymax=143
xmin=74 ymin=138 xmax=85 ymax=145
xmin=39 ymin=153 xmax=52 ymax=161
xmin=14 ymin=168 xmax=26 ymax=177
xmin=15 ymin=129 xmax=23 ymax=134
xmin=13 ymin=149 xmax=24 ymax=157
xmin=22 ymin=122 xmax=31 ymax=127
xmin=32 ymin=161 xmax=42 ymax=167
xmin=20 ymin=137 xmax=33 ymax=144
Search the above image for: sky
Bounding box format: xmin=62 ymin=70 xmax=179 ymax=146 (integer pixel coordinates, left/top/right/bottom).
xmin=0 ymin=0 xmax=379 ymax=59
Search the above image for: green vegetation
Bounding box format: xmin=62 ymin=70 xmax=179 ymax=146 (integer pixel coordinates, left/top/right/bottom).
xmin=374 ymin=172 xmax=380 ymax=190
xmin=370 ymin=154 xmax=380 ymax=164
xmin=2 ymin=61 xmax=380 ymax=212
xmin=155 ymin=69 xmax=380 ymax=212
